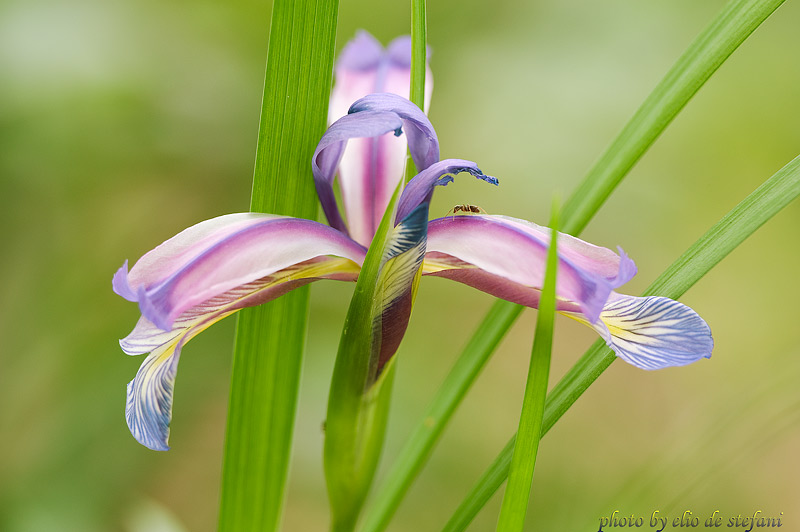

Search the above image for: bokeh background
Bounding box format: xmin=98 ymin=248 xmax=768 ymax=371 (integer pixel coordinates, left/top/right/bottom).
xmin=2 ymin=0 xmax=799 ymax=530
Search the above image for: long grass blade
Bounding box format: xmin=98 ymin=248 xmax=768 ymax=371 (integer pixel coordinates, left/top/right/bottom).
xmin=405 ymin=0 xmax=428 ymax=182
xmin=495 ymin=204 xmax=559 ymax=531
xmin=410 ymin=0 xmax=427 ymax=110
xmin=217 ymin=1 xmax=339 ymax=530
xmin=361 ymin=0 xmax=784 ymax=528
xmin=442 ymin=153 xmax=800 ymax=532
xmin=561 ymin=0 xmax=786 ymax=236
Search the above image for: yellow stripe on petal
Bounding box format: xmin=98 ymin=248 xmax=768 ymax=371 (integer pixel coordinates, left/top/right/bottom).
xmin=122 ymin=256 xmax=362 ymax=450
xmin=564 ymin=294 xmax=714 ymax=370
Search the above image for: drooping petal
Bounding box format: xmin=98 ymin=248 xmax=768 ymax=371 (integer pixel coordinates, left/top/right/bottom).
xmin=113 ymin=214 xmax=366 ymax=330
xmin=395 ymin=160 xmax=499 ymax=226
xmin=312 ymin=110 xmax=405 ymax=238
xmin=126 ymin=342 xmax=180 ymax=451
xmin=423 ymin=214 xmax=633 ymax=323
xmin=569 ymin=293 xmax=713 ymax=370
xmin=124 ymin=256 xmax=362 ymax=450
xmin=325 ymin=32 xmax=434 ymax=247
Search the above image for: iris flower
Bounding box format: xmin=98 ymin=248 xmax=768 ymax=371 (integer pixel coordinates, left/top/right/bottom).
xmin=114 ymin=33 xmax=713 ymax=451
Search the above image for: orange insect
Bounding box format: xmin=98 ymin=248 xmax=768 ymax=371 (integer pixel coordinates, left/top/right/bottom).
xmin=445 ymin=204 xmax=486 ymax=219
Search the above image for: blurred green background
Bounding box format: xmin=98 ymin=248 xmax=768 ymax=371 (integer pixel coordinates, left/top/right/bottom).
xmin=2 ymin=0 xmax=798 ymax=530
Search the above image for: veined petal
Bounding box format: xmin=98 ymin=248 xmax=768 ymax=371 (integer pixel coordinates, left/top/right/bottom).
xmin=423 ymin=214 xmax=631 ymax=323
xmin=114 ymin=214 xmax=366 ymax=330
xmin=313 ymin=110 xmax=405 ymax=238
xmin=572 ymin=293 xmax=714 ymax=370
xmin=372 ymin=203 xmax=429 ymax=372
xmin=127 ymin=342 xmax=180 ymax=451
xmin=396 ymin=160 xmax=499 ymax=226
xmin=124 ymin=256 xmax=362 ymax=450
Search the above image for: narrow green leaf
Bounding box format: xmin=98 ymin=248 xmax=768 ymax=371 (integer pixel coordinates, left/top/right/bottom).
xmin=360 ymin=0 xmax=784 ymax=527
xmin=561 ymin=0 xmax=786 ymax=236
xmin=410 ymin=0 xmax=427 ymax=110
xmin=443 ymin=153 xmax=800 ymax=532
xmin=496 ymin=203 xmax=559 ymax=531
xmin=218 ymin=1 xmax=339 ymax=531
xmin=405 ymin=0 xmax=428 ymax=183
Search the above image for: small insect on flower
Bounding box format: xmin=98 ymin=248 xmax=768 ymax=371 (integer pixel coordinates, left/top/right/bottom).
xmin=445 ymin=204 xmax=486 ymax=219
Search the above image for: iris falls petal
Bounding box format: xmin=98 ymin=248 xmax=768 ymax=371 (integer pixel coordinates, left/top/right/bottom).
xmin=123 ymin=255 xmax=363 ymax=450
xmin=126 ymin=342 xmax=181 ymax=451
xmin=114 ymin=215 xmax=366 ymax=330
xmin=423 ymin=214 xmax=712 ymax=369
xmin=424 ymin=214 xmax=621 ymax=323
xmin=588 ymin=294 xmax=714 ymax=370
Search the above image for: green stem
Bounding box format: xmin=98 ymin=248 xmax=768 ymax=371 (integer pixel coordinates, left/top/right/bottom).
xmin=358 ymin=301 xmax=522 ymax=532
xmin=217 ymin=1 xmax=339 ymax=531
xmin=443 ymin=153 xmax=800 ymax=532
xmin=324 ymin=182 xmax=404 ymax=532
xmin=410 ymin=0 xmax=427 ymax=110
xmin=495 ymin=205 xmax=559 ymax=531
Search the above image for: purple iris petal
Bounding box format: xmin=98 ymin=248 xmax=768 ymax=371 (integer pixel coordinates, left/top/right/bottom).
xmin=349 ymin=93 xmax=440 ymax=172
xmin=112 ymin=213 xmax=273 ymax=302
xmin=114 ymin=214 xmax=366 ymax=331
xmin=587 ymin=294 xmax=714 ymax=370
xmin=395 ymin=159 xmax=499 ymax=225
xmin=312 ymin=110 xmax=405 ymax=237
xmin=327 ymin=33 xmax=434 ymax=247
xmin=424 ymin=214 xmax=626 ymax=323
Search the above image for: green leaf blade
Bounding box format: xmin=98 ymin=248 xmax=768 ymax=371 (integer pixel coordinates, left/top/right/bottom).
xmin=495 ymin=204 xmax=559 ymax=532
xmin=561 ymin=0 xmax=786 ymax=236
xmin=217 ymin=1 xmax=339 ymax=531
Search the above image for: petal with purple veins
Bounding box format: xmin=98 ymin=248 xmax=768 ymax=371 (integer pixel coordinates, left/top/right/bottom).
xmin=123 ymin=256 xmax=362 ymax=450
xmin=578 ymin=293 xmax=714 ymax=370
